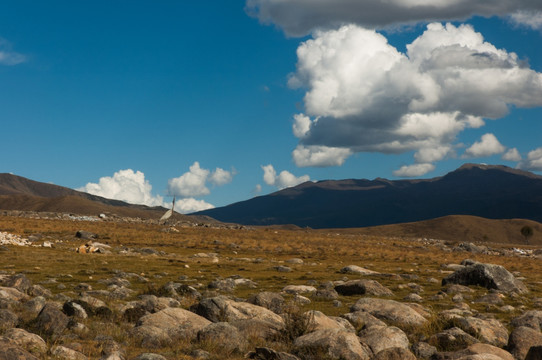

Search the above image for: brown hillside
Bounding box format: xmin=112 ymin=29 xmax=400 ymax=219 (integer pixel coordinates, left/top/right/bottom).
xmin=333 ymin=215 xmax=542 ymax=246
xmin=0 ymin=194 xmax=165 ymax=218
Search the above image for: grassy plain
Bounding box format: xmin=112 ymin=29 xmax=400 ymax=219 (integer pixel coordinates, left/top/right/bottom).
xmin=1 ymin=215 xmax=542 ymax=358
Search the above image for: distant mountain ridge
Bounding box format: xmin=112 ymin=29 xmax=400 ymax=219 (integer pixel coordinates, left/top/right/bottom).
xmin=194 ymin=164 xmax=542 ymax=228
xmin=0 ymin=173 xmax=171 ymax=218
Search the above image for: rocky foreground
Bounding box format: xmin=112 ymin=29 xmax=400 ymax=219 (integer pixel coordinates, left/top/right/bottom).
xmin=1 ymin=241 xmax=542 ymax=360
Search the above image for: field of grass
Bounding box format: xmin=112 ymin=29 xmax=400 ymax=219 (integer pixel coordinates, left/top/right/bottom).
xmin=1 ymin=214 xmax=542 ymax=359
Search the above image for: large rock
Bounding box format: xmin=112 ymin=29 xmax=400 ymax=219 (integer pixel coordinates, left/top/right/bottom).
xmin=197 ymin=322 xmax=248 ymax=354
xmin=307 ymin=310 xmax=355 ymax=332
xmin=2 ymin=329 xmax=47 ymax=356
xmin=442 ymin=261 xmax=528 ymax=294
xmin=247 ymin=292 xmax=285 ymax=314
xmin=131 ymin=307 xmax=211 ymax=348
xmin=229 ymin=319 xmax=281 ymax=341
xmin=460 ymin=344 xmax=514 ymax=360
xmin=0 ymin=287 xmax=30 ymax=303
xmin=34 ymin=303 xmax=69 ymax=337
xmin=335 ymin=280 xmax=393 ymax=297
xmin=429 ymin=327 xmax=480 ymax=351
xmin=5 ymin=274 xmax=32 ymax=294
xmin=50 ymin=346 xmax=87 ymax=360
xmin=455 ymin=317 xmax=509 ymax=347
xmin=0 ymin=337 xmax=39 ymax=360
xmin=190 ymin=296 xmax=284 ymax=329
xmin=350 ymin=298 xmax=427 ymax=328
xmin=359 ymin=326 xmax=409 ymax=355
xmin=293 ymin=328 xmax=372 ymax=360
xmin=341 ymin=311 xmax=387 ymax=331
xmin=511 ymin=310 xmax=542 ymax=331
xmin=507 ymin=326 xmax=542 ymax=360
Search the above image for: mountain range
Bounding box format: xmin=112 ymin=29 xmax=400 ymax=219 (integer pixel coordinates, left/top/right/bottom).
xmin=0 ymin=173 xmax=172 ymax=219
xmin=194 ymin=164 xmax=542 ymax=229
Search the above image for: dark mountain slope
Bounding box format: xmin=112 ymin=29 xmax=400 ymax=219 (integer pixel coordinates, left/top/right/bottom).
xmin=194 ymin=164 xmax=542 ymax=228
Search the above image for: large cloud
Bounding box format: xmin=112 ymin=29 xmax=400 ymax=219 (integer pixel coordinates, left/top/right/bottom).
xmin=246 ymin=0 xmax=542 ymax=36
xmin=262 ymin=164 xmax=310 ymax=189
xmin=78 ymin=169 xmax=165 ymax=207
xmin=289 ymin=23 xmax=542 ymax=176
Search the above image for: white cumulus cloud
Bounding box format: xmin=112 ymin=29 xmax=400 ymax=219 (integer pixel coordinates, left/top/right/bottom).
xmin=246 ymin=0 xmax=542 ymax=36
xmin=288 ymin=23 xmax=542 ymax=167
xmin=209 ymin=167 xmax=235 ymax=186
xmin=292 ymin=145 xmax=352 ymax=167
xmin=78 ymin=169 xmax=165 ymax=207
xmin=168 ymin=162 xmax=210 ymax=198
xmin=502 ymin=148 xmax=522 ymax=162
xmin=510 ymin=11 xmax=542 ymax=30
xmin=262 ymin=164 xmax=310 ymax=189
xmin=393 ymin=163 xmax=435 ymax=177
xmin=463 ymin=133 xmax=506 ymax=158
xmin=518 ymin=148 xmax=542 ymax=171
xmin=176 ymin=198 xmax=215 ymax=214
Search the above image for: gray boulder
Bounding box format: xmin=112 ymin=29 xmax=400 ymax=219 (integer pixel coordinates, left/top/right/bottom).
xmin=34 ymin=303 xmax=69 ymax=337
xmin=293 ymin=328 xmax=372 ymax=360
xmin=308 ymin=310 xmax=355 ymax=332
xmin=191 ymin=296 xmax=284 ymax=328
xmin=247 ymin=292 xmax=285 ymax=314
xmin=0 ymin=337 xmax=39 ymax=360
xmin=335 ymin=279 xmax=393 ymax=297
xmin=359 ymin=326 xmax=409 ymax=355
xmin=507 ymin=326 xmax=542 ymax=360
xmin=0 ymin=309 xmax=18 ymax=330
xmin=2 ymin=329 xmax=47 ymax=356
xmin=350 ymin=298 xmax=427 ymax=328
xmin=341 ymin=311 xmax=387 ymax=331
xmin=511 ymin=310 xmax=542 ymax=331
xmin=442 ymin=261 xmax=528 ymax=294
xmin=197 ymin=322 xmax=248 ymax=354
xmin=131 ymin=307 xmax=211 ymax=348
xmin=429 ymin=327 xmax=480 ymax=351
xmin=50 ymin=345 xmax=87 ymax=360
xmin=454 ymin=316 xmax=508 ymax=347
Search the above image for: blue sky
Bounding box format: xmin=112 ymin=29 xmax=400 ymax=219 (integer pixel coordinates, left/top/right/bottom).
xmin=1 ymin=1 xmax=541 ymax=212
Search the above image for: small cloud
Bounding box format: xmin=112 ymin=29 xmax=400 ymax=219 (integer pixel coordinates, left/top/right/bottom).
xmin=509 ymin=11 xmax=542 ymax=30
xmin=292 ymin=145 xmax=352 ymax=167
xmin=0 ymin=38 xmax=27 ymax=66
xmin=176 ymin=198 xmax=214 ymax=214
xmin=261 ymin=164 xmax=310 ymax=189
xmin=253 ymin=184 xmax=262 ymax=194
xmin=393 ymin=163 xmax=435 ymax=177
xmin=209 ymin=167 xmax=235 ymax=186
xmin=518 ymin=147 xmax=542 ymax=171
xmin=463 ymin=133 xmax=506 ymax=158
xmin=502 ymin=148 xmax=522 ymax=162
xmin=78 ymin=169 xmax=164 ymax=207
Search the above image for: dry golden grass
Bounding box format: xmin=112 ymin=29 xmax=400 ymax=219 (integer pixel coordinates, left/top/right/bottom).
xmin=2 ymin=214 xmax=542 ymax=359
